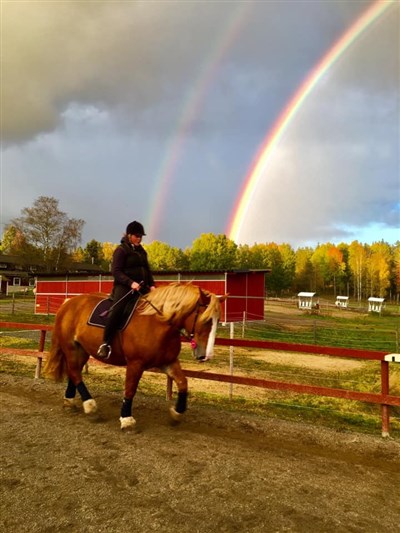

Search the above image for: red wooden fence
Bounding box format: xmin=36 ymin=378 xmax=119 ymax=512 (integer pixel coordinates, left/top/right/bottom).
xmin=1 ymin=321 xmax=399 ymax=436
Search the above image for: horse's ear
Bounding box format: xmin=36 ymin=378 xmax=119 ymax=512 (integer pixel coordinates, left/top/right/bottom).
xmin=218 ymin=293 xmax=229 ymax=303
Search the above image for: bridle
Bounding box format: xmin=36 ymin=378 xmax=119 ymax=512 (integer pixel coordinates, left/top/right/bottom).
xmin=180 ymin=301 xmax=207 ymax=350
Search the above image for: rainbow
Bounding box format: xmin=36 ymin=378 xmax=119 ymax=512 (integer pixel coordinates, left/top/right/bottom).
xmin=146 ymin=2 xmax=252 ymax=240
xmin=227 ymin=0 xmax=396 ymax=243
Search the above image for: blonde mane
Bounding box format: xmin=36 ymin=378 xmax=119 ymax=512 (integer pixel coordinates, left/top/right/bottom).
xmin=137 ymin=283 xmax=221 ymax=325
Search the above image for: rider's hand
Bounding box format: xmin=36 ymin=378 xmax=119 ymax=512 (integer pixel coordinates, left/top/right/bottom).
xmin=131 ymin=281 xmax=141 ymax=291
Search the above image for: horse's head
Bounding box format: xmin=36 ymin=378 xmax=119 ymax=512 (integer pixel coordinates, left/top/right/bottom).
xmin=184 ymin=288 xmax=228 ymax=362
xmin=138 ymin=283 xmax=227 ymax=361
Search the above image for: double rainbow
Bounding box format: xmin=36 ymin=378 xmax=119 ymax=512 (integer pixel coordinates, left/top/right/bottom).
xmin=146 ymin=2 xmax=252 ymax=239
xmin=227 ymin=0 xmax=396 ymax=243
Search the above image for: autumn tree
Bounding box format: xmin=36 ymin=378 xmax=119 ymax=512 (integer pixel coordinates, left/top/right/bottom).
xmin=101 ymin=242 xmax=117 ymax=271
xmin=367 ymin=241 xmax=391 ymax=297
xmin=10 ymin=196 xmax=84 ymax=270
xmin=235 ymin=244 xmax=254 ymax=269
xmin=0 ymin=224 xmax=40 ymax=264
xmin=326 ymin=245 xmax=346 ymax=296
xmin=310 ymin=245 xmax=331 ymax=292
xmin=294 ymin=247 xmax=315 ymax=292
xmin=145 ymin=241 xmax=189 ymax=270
xmin=83 ymin=239 xmax=104 ymax=266
xmin=261 ymin=243 xmax=286 ymax=295
xmin=393 ymin=242 xmax=400 ymax=300
xmin=348 ymin=241 xmax=367 ymax=301
xmin=71 ymin=247 xmax=85 ymax=263
xmin=190 ymin=233 xmax=237 ymax=270
xmin=278 ymin=243 xmax=296 ymax=293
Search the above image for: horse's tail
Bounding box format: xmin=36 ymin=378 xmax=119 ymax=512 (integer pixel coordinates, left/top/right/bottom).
xmin=44 ymin=333 xmax=67 ymax=382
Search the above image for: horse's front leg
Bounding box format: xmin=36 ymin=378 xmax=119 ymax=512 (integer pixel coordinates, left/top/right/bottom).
xmin=164 ymin=360 xmax=188 ymax=422
xmin=120 ymin=361 xmax=144 ymax=430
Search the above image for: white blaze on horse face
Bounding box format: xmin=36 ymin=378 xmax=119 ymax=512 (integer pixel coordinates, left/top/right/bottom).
xmin=204 ymin=316 xmax=218 ymax=360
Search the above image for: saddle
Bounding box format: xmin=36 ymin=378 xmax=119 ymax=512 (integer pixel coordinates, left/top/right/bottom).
xmin=87 ymin=297 xmax=139 ymax=330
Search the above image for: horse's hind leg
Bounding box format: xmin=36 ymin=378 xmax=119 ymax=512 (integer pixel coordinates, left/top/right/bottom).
xmin=164 ymin=360 xmax=188 ymax=422
xmin=65 ymin=342 xmax=97 ymax=415
xmin=63 ymin=378 xmax=77 ymax=408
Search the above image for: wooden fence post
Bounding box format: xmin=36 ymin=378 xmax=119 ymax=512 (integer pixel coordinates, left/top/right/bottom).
xmin=381 ymin=360 xmax=390 ymax=438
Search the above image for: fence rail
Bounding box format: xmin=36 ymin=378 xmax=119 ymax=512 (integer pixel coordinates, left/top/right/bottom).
xmin=0 ymin=321 xmax=399 ymax=437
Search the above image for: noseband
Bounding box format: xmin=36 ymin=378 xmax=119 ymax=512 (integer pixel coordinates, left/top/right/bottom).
xmin=181 ymin=301 xmax=207 ymax=350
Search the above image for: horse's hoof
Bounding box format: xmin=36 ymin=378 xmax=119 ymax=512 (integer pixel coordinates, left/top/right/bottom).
xmin=169 ymin=407 xmax=183 ymax=423
xmin=120 ymin=416 xmax=136 ymax=430
xmin=83 ymin=398 xmax=98 ymax=414
xmin=63 ymin=397 xmax=76 ymax=408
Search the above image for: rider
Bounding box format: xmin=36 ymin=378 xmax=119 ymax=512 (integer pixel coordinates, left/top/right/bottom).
xmin=97 ymin=220 xmax=156 ymax=359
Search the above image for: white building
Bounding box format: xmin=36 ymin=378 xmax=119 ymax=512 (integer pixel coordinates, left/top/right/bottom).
xmin=335 ymin=296 xmax=349 ymax=308
xmin=368 ymin=297 xmax=385 ymax=314
xmin=297 ymin=292 xmax=316 ymax=310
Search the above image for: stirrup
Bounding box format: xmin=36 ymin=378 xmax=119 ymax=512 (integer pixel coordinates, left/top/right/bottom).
xmin=97 ymin=343 xmax=112 ymax=360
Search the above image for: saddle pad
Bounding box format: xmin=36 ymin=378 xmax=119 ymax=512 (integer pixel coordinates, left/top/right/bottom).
xmin=87 ymin=299 xmax=112 ymax=328
xmin=87 ymin=298 xmax=138 ymax=330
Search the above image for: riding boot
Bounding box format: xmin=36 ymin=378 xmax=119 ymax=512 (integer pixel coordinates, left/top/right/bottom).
xmin=96 ymin=298 xmax=126 ymax=359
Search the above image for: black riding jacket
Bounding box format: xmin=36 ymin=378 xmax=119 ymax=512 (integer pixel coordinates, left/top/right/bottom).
xmin=111 ymin=237 xmax=155 ymax=293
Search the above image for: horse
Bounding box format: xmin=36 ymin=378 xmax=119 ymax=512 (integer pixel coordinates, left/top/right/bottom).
xmin=44 ymin=283 xmax=226 ymax=430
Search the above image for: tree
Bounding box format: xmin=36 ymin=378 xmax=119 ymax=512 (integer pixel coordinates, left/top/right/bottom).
xmin=145 ymin=241 xmax=189 ymax=270
xmin=278 ymin=243 xmax=296 ymax=293
xmin=190 ymin=234 xmax=237 ymax=270
xmin=337 ymin=243 xmax=351 ymax=295
xmin=348 ymin=241 xmax=367 ymax=301
xmin=235 ymin=244 xmax=253 ymax=269
xmin=393 ymin=242 xmax=400 ymax=301
xmin=1 ymin=223 xmax=44 ymax=264
xmin=262 ymin=243 xmax=285 ymax=295
xmin=71 ymin=247 xmax=85 ymax=263
xmin=326 ymin=245 xmax=346 ymax=296
xmin=294 ymin=247 xmax=315 ymax=292
xmin=367 ymin=241 xmax=391 ymax=297
xmin=84 ymin=239 xmax=104 ymax=266
xmin=101 ymin=242 xmax=117 ymax=271
xmin=10 ymin=196 xmax=84 ymax=270
xmin=0 ymin=225 xmax=26 ymax=255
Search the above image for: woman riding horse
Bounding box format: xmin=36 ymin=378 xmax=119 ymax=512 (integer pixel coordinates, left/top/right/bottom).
xmin=44 ymin=283 xmax=226 ymax=430
xmin=97 ymin=220 xmax=156 ymax=360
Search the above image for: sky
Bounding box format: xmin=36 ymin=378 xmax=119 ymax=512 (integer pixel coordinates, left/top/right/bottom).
xmin=1 ymin=0 xmax=399 ymax=251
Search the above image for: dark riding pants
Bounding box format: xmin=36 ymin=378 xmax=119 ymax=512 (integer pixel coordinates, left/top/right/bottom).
xmin=103 ymin=286 xmax=139 ymax=344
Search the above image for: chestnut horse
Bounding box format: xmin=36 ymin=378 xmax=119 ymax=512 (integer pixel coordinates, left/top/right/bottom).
xmin=44 ymin=283 xmax=225 ymax=430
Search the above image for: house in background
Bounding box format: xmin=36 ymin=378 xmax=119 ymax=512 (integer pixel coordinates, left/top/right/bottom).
xmin=0 ymin=254 xmax=36 ymax=294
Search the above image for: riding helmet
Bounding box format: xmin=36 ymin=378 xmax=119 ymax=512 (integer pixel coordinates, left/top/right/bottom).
xmin=126 ymin=221 xmax=146 ymax=236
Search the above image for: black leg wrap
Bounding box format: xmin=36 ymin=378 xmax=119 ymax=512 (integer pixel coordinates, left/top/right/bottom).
xmin=76 ymin=382 xmax=92 ymax=402
xmin=65 ymin=379 xmax=76 ymax=399
xmin=176 ymin=391 xmax=187 ymax=414
xmin=121 ymin=397 xmax=133 ymax=418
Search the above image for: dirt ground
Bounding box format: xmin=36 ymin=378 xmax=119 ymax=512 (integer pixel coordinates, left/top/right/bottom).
xmin=1 ymin=373 xmax=399 ymax=533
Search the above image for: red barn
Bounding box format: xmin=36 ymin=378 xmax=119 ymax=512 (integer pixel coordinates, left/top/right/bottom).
xmin=34 ymin=270 xmax=268 ymax=322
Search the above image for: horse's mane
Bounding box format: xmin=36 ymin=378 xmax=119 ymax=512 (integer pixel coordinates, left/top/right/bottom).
xmin=137 ymin=283 xmax=221 ymax=324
